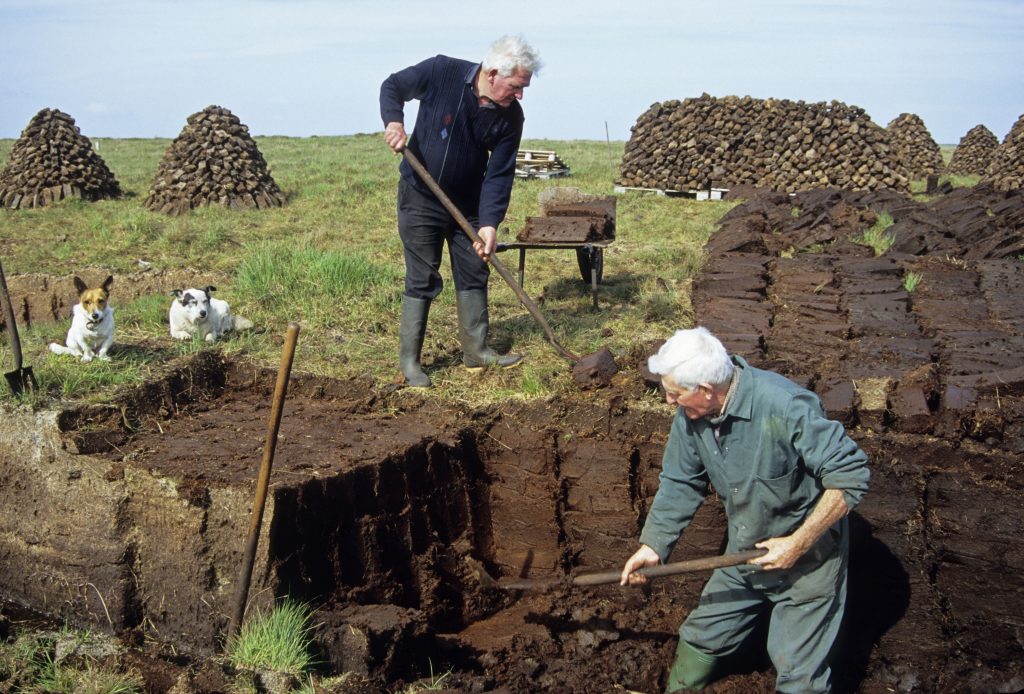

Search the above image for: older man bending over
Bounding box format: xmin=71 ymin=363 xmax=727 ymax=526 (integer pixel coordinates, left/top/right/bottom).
xmin=621 ymin=327 xmax=869 ymax=693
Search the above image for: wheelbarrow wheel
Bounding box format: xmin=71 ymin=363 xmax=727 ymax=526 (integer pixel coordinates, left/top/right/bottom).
xmin=576 ymin=246 xmax=603 ymax=284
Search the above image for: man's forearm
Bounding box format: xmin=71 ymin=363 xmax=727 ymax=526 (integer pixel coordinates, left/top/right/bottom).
xmin=754 ymin=488 xmax=849 ymax=570
xmin=791 ymin=488 xmax=849 ymax=553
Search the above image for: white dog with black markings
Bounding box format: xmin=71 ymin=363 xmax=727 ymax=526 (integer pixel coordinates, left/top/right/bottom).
xmin=49 ymin=275 xmax=115 ymax=362
xmin=169 ymin=286 xmax=252 ymax=342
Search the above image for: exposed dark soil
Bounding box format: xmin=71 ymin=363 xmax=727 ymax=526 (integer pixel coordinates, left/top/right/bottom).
xmin=2 ymin=183 xmax=1023 ymax=693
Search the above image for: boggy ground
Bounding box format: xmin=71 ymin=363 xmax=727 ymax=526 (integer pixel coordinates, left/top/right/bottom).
xmin=2 ymin=183 xmax=1023 ymax=693
xmin=5 ymin=352 xmax=1020 ymax=693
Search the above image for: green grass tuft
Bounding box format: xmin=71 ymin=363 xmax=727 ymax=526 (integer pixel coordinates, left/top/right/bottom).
xmin=227 ymin=598 xmax=317 ymax=675
xmin=518 ymin=365 xmax=550 ymax=397
xmin=903 ymin=270 xmax=923 ymax=292
xmin=851 ymin=211 xmax=895 ymax=256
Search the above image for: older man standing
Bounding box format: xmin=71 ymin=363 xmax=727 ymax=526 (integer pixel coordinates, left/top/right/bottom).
xmin=621 ymin=327 xmax=869 ymax=693
xmin=380 ymin=35 xmax=541 ymax=387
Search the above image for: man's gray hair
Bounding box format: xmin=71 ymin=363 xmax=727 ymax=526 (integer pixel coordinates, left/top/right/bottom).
xmin=482 ymin=35 xmax=542 ymax=76
xmin=648 ymin=327 xmax=734 ymax=392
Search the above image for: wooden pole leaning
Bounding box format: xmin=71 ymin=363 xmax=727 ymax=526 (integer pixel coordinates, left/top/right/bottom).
xmin=226 ymin=322 xmax=300 ymax=642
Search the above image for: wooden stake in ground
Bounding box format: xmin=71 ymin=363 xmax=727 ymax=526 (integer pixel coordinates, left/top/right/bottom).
xmin=226 ymin=322 xmax=300 ymax=642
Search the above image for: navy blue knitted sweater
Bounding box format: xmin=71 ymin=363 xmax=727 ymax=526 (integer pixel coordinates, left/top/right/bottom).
xmin=380 ymin=55 xmax=524 ymax=228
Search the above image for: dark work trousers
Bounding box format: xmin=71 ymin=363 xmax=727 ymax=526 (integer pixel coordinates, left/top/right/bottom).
xmin=397 ymin=178 xmax=490 ymax=300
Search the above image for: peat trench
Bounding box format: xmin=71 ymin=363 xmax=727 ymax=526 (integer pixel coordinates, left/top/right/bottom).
xmin=0 ymin=183 xmax=1022 ymax=693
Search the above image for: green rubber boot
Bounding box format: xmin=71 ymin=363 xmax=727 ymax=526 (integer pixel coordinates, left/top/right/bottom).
xmin=398 ymin=295 xmax=431 ymax=387
xmin=456 ymin=289 xmax=523 ymax=370
xmin=666 ymin=640 xmax=718 ymax=693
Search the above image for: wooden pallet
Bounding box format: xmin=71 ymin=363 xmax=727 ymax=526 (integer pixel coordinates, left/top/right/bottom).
xmin=613 ymin=185 xmax=728 ymax=200
xmin=516 ymin=149 xmax=570 ymax=179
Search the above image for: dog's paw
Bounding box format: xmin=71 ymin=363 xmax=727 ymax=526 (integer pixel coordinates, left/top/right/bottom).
xmin=80 ymin=354 xmax=94 ymax=363
xmin=98 ymin=354 xmax=112 ymax=362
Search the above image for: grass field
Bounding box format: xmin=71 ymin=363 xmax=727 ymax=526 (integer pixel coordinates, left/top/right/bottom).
xmin=0 ymin=138 xmax=969 ymax=408
xmin=0 ymin=135 xmax=734 ymax=407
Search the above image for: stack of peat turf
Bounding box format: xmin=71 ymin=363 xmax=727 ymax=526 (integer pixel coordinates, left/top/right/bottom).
xmin=144 ymin=105 xmax=286 ymax=215
xmin=617 ymin=94 xmax=910 ymax=194
xmin=0 ymin=108 xmax=122 ymax=210
xmin=885 ymin=113 xmax=945 ymax=179
xmin=518 ymin=187 xmax=616 ymax=243
xmin=984 ymin=114 xmax=1024 ymax=191
xmin=947 ymin=124 xmax=999 ymax=176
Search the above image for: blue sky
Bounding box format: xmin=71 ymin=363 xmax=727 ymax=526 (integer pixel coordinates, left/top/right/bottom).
xmin=1 ymin=0 xmax=1021 ymax=145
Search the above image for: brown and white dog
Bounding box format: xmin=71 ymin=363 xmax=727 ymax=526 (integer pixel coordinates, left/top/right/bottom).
xmin=49 ymin=275 xmax=115 ymax=362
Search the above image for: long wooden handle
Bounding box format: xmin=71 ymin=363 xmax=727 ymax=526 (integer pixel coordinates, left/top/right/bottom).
xmin=227 ymin=322 xmax=300 ymax=641
xmin=573 ymin=548 xmax=768 ymax=587
xmin=498 ymin=549 xmax=768 ymax=591
xmin=401 ymin=149 xmax=579 ymax=363
xmin=0 ymin=259 xmax=24 ymax=370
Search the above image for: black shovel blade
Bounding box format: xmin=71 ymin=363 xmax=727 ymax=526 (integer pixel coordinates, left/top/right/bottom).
xmin=5 ymin=366 xmax=36 ymax=394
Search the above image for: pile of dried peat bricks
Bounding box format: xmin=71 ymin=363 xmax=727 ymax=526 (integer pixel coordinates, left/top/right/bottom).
xmin=619 ymin=93 xmax=1024 ymax=195
xmin=0 ymin=108 xmax=122 ymax=209
xmin=885 ymin=112 xmax=944 ymax=178
xmin=947 ymin=124 xmax=999 ymax=176
xmin=985 ymin=113 xmax=1024 ymax=191
xmin=144 ymin=105 xmax=285 ymax=215
xmin=618 ymin=94 xmax=912 ymax=194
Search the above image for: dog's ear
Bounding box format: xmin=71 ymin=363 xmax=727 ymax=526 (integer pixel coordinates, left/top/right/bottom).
xmin=101 ymin=276 xmax=114 ymax=294
xmin=204 ymin=285 xmax=217 ymax=295
xmin=72 ymin=276 xmax=88 ymax=295
xmin=170 ymin=289 xmax=183 ymax=300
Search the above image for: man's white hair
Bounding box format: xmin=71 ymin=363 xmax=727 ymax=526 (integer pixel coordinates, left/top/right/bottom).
xmin=482 ymin=35 xmax=542 ymax=76
xmin=648 ymin=327 xmax=734 ymax=392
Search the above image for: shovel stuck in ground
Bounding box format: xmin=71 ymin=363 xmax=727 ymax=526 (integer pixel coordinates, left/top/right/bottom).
xmin=468 ymin=548 xmax=768 ymax=591
xmin=401 ymin=149 xmax=619 ymax=387
xmin=0 ymin=258 xmax=36 ymax=394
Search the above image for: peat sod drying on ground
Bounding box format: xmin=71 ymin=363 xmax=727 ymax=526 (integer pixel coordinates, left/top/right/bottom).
xmin=695 ymin=182 xmax=1024 ymax=692
xmin=1 ymin=181 xmax=1022 ymax=693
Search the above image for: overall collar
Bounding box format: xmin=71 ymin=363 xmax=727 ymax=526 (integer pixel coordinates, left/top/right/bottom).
xmin=706 ymin=356 xmax=751 ymax=426
xmin=723 ymin=355 xmax=753 ymax=421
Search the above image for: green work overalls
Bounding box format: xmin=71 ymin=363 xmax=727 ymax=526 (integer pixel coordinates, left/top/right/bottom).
xmin=639 ymin=357 xmax=869 ymax=693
